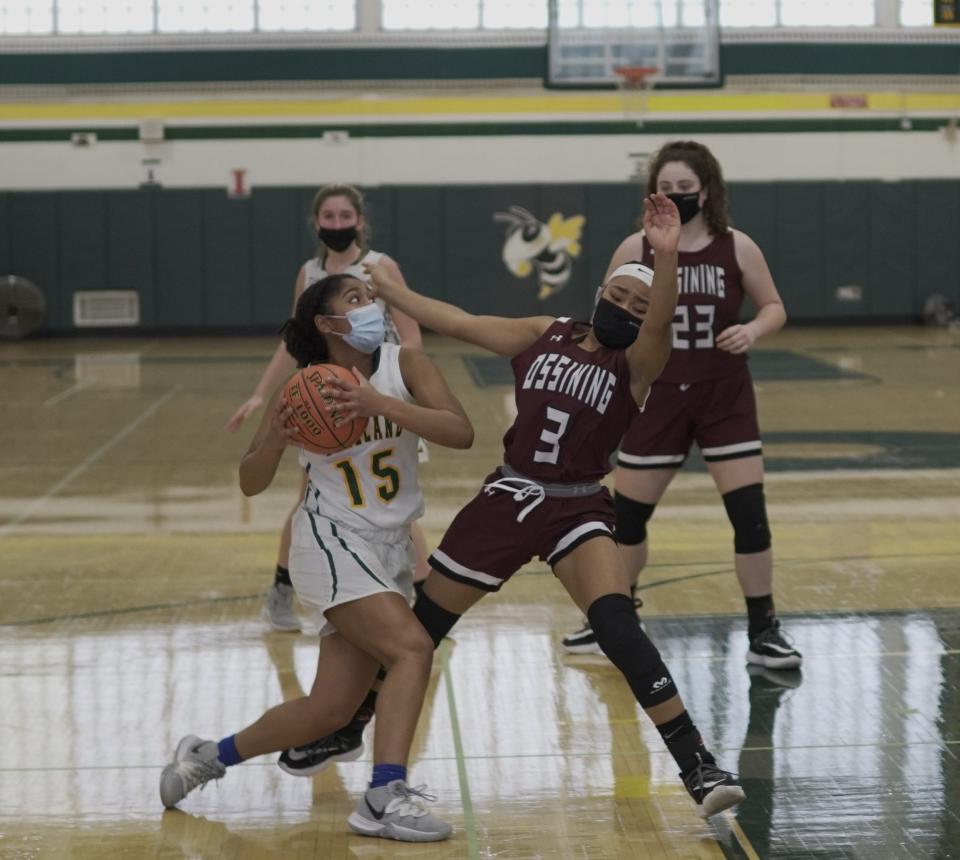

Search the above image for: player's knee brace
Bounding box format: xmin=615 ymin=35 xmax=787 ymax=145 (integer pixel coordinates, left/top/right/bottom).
xmin=614 ymin=493 xmax=656 ymax=546
xmin=722 ymin=483 xmax=772 ymax=554
xmin=587 ymin=593 xmax=677 ymax=708
xmin=413 ymin=589 xmax=461 ymax=648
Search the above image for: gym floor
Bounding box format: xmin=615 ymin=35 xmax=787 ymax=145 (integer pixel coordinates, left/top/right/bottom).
xmin=1 ymin=325 xmax=958 ymax=859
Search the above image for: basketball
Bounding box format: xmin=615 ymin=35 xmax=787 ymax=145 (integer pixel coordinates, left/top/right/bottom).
xmin=283 ymin=364 xmax=367 ymax=454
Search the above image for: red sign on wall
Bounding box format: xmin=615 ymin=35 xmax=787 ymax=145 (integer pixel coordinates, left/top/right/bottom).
xmin=228 ymin=169 xmax=250 ymax=199
xmin=829 ymin=94 xmax=868 ymax=109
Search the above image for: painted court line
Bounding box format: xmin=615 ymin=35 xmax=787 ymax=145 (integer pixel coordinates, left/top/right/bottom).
xmin=725 ymin=811 xmax=763 ymax=860
xmin=440 ymin=644 xmax=480 ymax=860
xmin=43 ymin=378 xmax=95 ymax=408
xmin=0 ymin=386 xmax=181 ymax=539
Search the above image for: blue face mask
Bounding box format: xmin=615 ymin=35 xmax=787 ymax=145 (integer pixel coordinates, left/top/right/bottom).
xmin=327 ymin=302 xmax=385 ymax=353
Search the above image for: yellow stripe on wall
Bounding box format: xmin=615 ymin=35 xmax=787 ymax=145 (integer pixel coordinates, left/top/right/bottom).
xmin=2 ymin=90 xmax=960 ymax=122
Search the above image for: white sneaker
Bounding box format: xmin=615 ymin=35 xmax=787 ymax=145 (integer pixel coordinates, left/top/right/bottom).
xmin=160 ymin=735 xmax=226 ymax=809
xmin=261 ymin=582 xmax=300 ymax=631
xmin=347 ymin=780 xmax=452 ymax=842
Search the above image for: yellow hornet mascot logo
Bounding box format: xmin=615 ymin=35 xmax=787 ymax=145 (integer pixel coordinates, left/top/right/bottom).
xmin=494 ymin=206 xmax=585 ymax=300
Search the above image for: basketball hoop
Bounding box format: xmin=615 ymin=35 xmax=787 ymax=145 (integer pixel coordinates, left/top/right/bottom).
xmin=613 ymin=66 xmax=659 ymax=128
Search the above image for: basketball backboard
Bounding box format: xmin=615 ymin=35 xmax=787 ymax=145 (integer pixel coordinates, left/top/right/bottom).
xmin=547 ymin=0 xmax=721 ymax=88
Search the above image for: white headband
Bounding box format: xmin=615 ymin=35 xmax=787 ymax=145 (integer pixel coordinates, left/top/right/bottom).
xmin=607 ymin=261 xmax=655 ymax=286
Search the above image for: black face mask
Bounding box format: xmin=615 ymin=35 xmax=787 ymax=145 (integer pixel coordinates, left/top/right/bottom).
xmin=318 ymin=225 xmax=358 ymax=252
xmin=592 ymin=298 xmax=642 ymax=350
xmin=666 ymin=191 xmax=702 ymax=225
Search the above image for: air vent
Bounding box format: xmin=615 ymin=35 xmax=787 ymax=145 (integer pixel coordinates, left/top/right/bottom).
xmin=73 ymin=291 xmax=140 ymax=327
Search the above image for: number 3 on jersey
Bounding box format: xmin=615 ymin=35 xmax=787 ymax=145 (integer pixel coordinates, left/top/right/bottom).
xmin=534 ymin=406 xmax=570 ymax=464
xmin=673 ymin=304 xmax=715 ymax=349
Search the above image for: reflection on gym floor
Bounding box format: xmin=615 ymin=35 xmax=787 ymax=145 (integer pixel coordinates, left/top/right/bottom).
xmin=1 ymin=327 xmax=958 ymax=858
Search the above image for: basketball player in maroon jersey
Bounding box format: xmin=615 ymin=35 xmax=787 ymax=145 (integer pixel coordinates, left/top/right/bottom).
xmin=562 ymin=141 xmax=802 ymax=671
xmin=280 ymin=192 xmax=746 ymax=820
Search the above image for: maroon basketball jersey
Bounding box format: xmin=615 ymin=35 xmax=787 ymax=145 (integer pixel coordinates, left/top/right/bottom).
xmin=642 ymin=231 xmax=747 ymax=384
xmin=502 ymin=318 xmax=640 ymax=483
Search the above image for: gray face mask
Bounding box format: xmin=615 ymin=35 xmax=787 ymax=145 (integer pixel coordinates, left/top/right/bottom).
xmin=326 ymin=303 xmax=385 ymax=353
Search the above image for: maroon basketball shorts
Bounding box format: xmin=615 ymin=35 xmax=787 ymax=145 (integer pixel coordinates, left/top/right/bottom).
xmin=618 ymin=364 xmax=761 ymax=469
xmin=429 ymin=470 xmax=616 ymax=592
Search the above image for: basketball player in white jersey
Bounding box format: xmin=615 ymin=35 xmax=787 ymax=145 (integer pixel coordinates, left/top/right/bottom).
xmin=161 ymin=273 xmax=472 ymax=842
xmin=225 ymin=184 xmax=431 ymax=632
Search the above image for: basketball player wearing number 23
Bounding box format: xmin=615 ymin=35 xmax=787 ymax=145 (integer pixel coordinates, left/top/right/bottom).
xmin=562 ymin=141 xmax=801 ymax=671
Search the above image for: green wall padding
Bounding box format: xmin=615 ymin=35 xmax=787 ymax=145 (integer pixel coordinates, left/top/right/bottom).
xmin=5 ymin=180 xmax=960 ymax=334
xmin=868 ymin=182 xmax=915 ymax=318
xmin=250 ymin=189 xmax=303 ymax=326
xmin=155 ymin=191 xmax=204 ymax=327
xmin=106 ymin=191 xmax=157 ymax=325
xmin=201 ymin=191 xmax=253 ymax=327
xmin=9 ymin=194 xmax=60 ymax=328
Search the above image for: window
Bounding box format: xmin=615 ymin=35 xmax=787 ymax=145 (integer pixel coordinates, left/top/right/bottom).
xmin=483 ymin=0 xmax=548 ymax=28
xmin=381 ymin=0 xmax=479 ymax=29
xmin=0 ymin=1 xmax=949 ymax=39
xmin=257 ymin=0 xmax=355 ymax=30
xmin=157 ymin=1 xmax=255 ymax=32
xmin=720 ymin=0 xmax=876 ymax=26
xmin=780 ymin=0 xmax=874 ymax=26
xmin=0 ymin=0 xmax=54 ymax=34
xmin=900 ymin=0 xmax=933 ymax=25
xmin=57 ymin=1 xmax=153 ymax=33
xmin=719 ymin=0 xmax=777 ymax=26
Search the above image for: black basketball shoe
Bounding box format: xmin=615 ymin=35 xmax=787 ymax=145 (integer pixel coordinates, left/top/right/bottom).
xmin=746 ymin=619 xmax=803 ymax=670
xmin=681 ymin=753 xmax=746 ymax=819
xmin=278 ymin=724 xmax=365 ymax=777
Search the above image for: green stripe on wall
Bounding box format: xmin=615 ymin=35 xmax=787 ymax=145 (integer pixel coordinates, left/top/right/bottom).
xmin=720 ymin=42 xmax=960 ymax=76
xmin=0 ymin=42 xmax=957 ymax=85
xmin=0 ymin=46 xmax=545 ymax=85
xmin=0 ymin=116 xmax=954 ymax=143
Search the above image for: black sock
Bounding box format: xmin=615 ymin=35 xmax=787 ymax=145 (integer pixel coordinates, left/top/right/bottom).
xmin=354 ymin=689 xmax=378 ymax=725
xmin=413 ymin=579 xmax=425 ymax=599
xmin=274 ymin=565 xmax=292 ymax=587
xmin=746 ymin=594 xmax=775 ymax=639
xmin=657 ymin=711 xmax=712 ymax=775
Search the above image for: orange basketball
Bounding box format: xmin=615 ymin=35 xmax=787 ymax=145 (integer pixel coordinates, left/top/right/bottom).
xmin=282 ymin=364 xmax=367 ymax=455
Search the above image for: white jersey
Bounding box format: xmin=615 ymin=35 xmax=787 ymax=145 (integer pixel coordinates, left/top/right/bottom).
xmin=303 ymin=249 xmax=400 ymax=344
xmin=297 ymin=342 xmax=423 ymax=532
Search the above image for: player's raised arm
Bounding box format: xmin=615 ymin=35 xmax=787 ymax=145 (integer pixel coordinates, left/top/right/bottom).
xmin=626 ymin=193 xmax=680 ymax=392
xmin=364 ymin=262 xmax=553 ymax=358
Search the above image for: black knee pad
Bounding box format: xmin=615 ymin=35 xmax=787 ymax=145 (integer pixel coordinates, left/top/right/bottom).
xmin=614 ymin=493 xmax=656 ymax=546
xmin=587 ymin=593 xmax=676 ymax=708
xmin=722 ymin=483 xmax=771 ymax=554
xmin=413 ymin=590 xmax=461 ymax=648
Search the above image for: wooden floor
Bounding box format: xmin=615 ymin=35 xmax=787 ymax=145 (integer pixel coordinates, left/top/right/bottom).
xmin=1 ymin=326 xmax=959 ymax=859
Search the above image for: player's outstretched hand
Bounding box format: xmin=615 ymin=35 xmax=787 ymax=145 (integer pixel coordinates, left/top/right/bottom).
xmin=642 ymin=192 xmax=681 ymax=256
xmin=362 ymin=261 xmax=405 ymax=298
xmin=322 ymin=367 xmax=385 ymax=420
xmin=226 ymin=394 xmax=265 ymax=432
